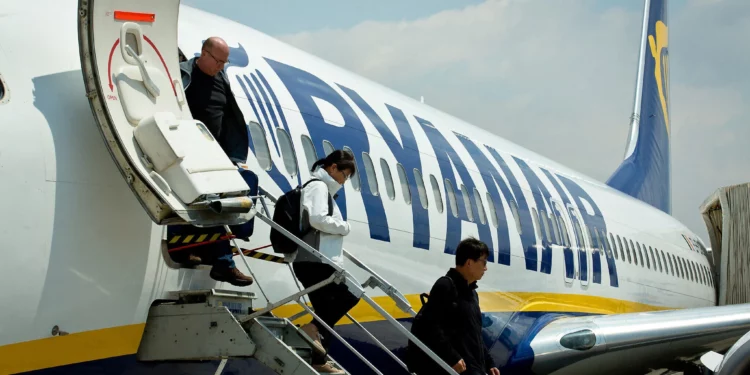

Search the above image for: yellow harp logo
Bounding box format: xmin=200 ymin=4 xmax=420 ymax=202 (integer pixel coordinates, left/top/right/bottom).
xmin=648 ymin=21 xmax=669 ymax=135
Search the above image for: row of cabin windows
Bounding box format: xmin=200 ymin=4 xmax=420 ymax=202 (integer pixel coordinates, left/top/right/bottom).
xmin=249 ymin=124 xmax=714 ymax=288
xmin=603 ymin=230 xmax=713 ymax=287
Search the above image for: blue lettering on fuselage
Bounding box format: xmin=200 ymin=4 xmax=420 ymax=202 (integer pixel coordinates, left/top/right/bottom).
xmin=265 ymin=58 xmax=390 ymax=242
xmin=556 ymin=174 xmax=619 ymax=287
xmin=512 ymin=158 xmax=556 ymax=274
xmin=231 ymin=53 xmax=619 ymax=287
xmin=484 ymin=146 xmax=539 ymax=271
xmin=539 ymin=168 xmax=587 ymax=282
xmin=418 ymin=119 xmax=494 ymax=260
xmin=235 ymin=75 xmax=293 ymax=193
xmin=455 ymin=133 xmax=513 ymax=265
xmin=338 ymin=86 xmax=430 ymax=249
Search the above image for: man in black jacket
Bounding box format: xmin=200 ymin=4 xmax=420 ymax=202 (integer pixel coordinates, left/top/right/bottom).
xmin=173 ymin=36 xmax=253 ymax=287
xmin=408 ymin=237 xmax=500 ymax=375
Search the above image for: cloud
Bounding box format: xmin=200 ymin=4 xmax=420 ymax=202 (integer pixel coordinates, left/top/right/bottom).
xmin=278 ymin=0 xmax=750 ymax=240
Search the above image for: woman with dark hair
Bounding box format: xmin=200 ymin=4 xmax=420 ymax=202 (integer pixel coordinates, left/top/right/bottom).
xmin=293 ymin=149 xmax=358 ymax=374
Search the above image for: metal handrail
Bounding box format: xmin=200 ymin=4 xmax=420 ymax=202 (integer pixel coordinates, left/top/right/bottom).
xmin=244 ymin=191 xmax=459 ymax=375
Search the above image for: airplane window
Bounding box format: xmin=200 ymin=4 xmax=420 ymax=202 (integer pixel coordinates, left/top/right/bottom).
xmin=609 ymin=233 xmax=618 ymax=260
xmin=396 ymin=163 xmax=411 ymax=204
xmin=550 ymin=212 xmax=561 ymax=244
xmin=361 ymin=152 xmax=379 ymax=196
xmin=342 ymin=146 xmax=361 ymax=191
xmin=629 ymin=240 xmax=640 ymax=266
xmin=689 ymin=260 xmax=696 ymax=282
xmin=430 ymin=175 xmax=444 ymax=213
xmin=680 ymin=258 xmax=686 ymax=280
xmin=276 ymin=128 xmax=298 ymax=177
xmin=322 ymin=140 xmax=335 ymax=156
xmin=380 ymin=158 xmax=396 ymax=201
xmin=616 ymin=235 xmax=625 ymax=261
xmin=681 ymin=258 xmax=688 ymax=280
xmin=460 ymin=185 xmax=474 ymax=222
xmin=473 ymin=188 xmax=487 ymax=225
xmin=0 ymin=74 xmax=5 ymax=102
xmin=413 ymin=169 xmax=429 ymax=209
xmin=660 ymin=250 xmax=668 ymax=274
xmin=559 ymin=214 xmax=570 ymax=247
xmin=486 ymin=192 xmax=499 ymax=228
xmin=652 ymin=247 xmax=662 ymax=272
xmin=445 ymin=179 xmax=459 ymax=218
xmin=596 ymin=229 xmax=607 ymax=253
xmin=531 ymin=208 xmax=542 ymax=245
xmin=300 ymin=135 xmax=317 ymax=172
xmin=572 ymin=219 xmax=585 ymax=250
xmin=696 ymin=262 xmax=704 ymax=284
xmin=247 ymin=121 xmax=272 ymax=171
xmin=624 ymin=238 xmax=633 ymax=264
xmin=667 ymin=253 xmax=675 ymax=276
xmin=586 ymin=229 xmax=602 ymax=250
xmin=638 ymin=243 xmax=649 ymax=269
xmin=510 ymin=201 xmax=522 ymax=235
xmin=649 ymin=247 xmax=657 ymax=271
xmin=586 ymin=225 xmax=595 ymax=250
xmin=540 ymin=210 xmax=551 ymax=241
xmin=675 ymin=255 xmax=687 ymax=279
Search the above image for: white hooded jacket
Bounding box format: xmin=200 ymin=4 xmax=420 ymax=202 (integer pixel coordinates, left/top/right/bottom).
xmin=292 ymin=167 xmax=351 ymax=265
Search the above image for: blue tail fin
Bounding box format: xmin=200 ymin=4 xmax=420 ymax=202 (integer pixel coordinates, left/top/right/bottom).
xmin=607 ymin=0 xmax=671 ymax=214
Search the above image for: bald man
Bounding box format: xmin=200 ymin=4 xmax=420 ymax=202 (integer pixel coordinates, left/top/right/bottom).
xmin=180 ymin=37 xmax=249 ymax=163
xmin=178 ymin=37 xmax=253 ymax=287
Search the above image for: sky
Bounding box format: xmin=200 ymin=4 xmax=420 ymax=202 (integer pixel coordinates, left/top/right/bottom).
xmin=184 ymin=0 xmax=750 ymax=244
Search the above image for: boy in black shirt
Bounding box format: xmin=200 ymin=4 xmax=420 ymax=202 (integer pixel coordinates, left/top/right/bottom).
xmin=408 ymin=238 xmax=500 ymax=375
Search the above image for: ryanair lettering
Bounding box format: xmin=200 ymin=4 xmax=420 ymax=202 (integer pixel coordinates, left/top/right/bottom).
xmin=228 ymin=50 xmax=618 ymax=287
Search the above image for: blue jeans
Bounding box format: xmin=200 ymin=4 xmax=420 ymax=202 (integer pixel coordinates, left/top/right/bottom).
xmin=190 ymin=240 xmax=236 ymax=270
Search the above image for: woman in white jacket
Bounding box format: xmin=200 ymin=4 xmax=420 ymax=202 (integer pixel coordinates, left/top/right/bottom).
xmin=294 ymin=150 xmax=358 ymax=374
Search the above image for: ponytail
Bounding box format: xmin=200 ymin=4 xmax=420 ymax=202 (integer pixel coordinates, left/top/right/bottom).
xmin=311 ymin=149 xmax=357 ymax=176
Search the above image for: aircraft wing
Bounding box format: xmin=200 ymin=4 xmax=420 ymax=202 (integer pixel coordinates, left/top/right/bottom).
xmin=524 ymin=303 xmax=750 ymax=374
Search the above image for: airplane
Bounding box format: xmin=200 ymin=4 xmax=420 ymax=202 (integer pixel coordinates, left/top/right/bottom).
xmin=1 ymin=0 xmax=749 ymax=374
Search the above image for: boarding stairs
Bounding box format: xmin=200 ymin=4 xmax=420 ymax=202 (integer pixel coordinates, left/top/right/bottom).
xmin=137 ymin=188 xmax=459 ymax=375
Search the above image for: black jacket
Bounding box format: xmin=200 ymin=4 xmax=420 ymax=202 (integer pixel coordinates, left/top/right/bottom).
xmin=179 ymin=58 xmax=249 ymax=164
xmin=408 ymin=268 xmax=496 ymax=375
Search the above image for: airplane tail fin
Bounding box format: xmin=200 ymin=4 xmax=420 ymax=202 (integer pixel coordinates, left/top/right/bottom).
xmin=606 ymin=0 xmax=671 ymax=214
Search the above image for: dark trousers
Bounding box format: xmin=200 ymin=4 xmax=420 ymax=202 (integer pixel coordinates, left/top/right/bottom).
xmin=171 ymin=240 xmax=236 ymax=271
xmin=292 ymin=261 xmax=360 ymax=365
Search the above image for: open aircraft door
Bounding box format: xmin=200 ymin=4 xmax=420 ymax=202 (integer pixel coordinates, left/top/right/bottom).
xmin=77 ymin=0 xmax=254 ymax=226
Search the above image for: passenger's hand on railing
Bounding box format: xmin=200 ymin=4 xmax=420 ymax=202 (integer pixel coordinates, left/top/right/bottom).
xmin=489 ymin=367 xmax=500 ymax=375
xmin=452 ymin=359 xmax=466 ymax=373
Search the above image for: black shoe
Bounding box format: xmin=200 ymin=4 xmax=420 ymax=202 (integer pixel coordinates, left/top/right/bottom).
xmin=210 ymin=267 xmax=254 ymax=287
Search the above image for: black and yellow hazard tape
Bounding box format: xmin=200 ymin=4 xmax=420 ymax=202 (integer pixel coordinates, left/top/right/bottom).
xmin=232 ymin=247 xmax=286 ymax=264
xmin=168 ymin=233 xmax=225 ymax=245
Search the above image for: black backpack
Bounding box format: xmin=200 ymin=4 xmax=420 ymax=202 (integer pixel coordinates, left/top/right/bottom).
xmin=406 ymin=276 xmax=459 ymax=373
xmin=270 ymin=179 xmax=333 ymax=254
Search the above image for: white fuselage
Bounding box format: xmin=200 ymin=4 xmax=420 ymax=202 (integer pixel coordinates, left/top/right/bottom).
xmin=0 ymin=1 xmax=714 ymax=373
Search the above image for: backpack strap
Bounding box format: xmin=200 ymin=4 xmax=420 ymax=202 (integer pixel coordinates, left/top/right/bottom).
xmin=301 ymin=178 xmax=334 ymax=217
xmin=301 ymin=178 xmax=322 ymax=189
